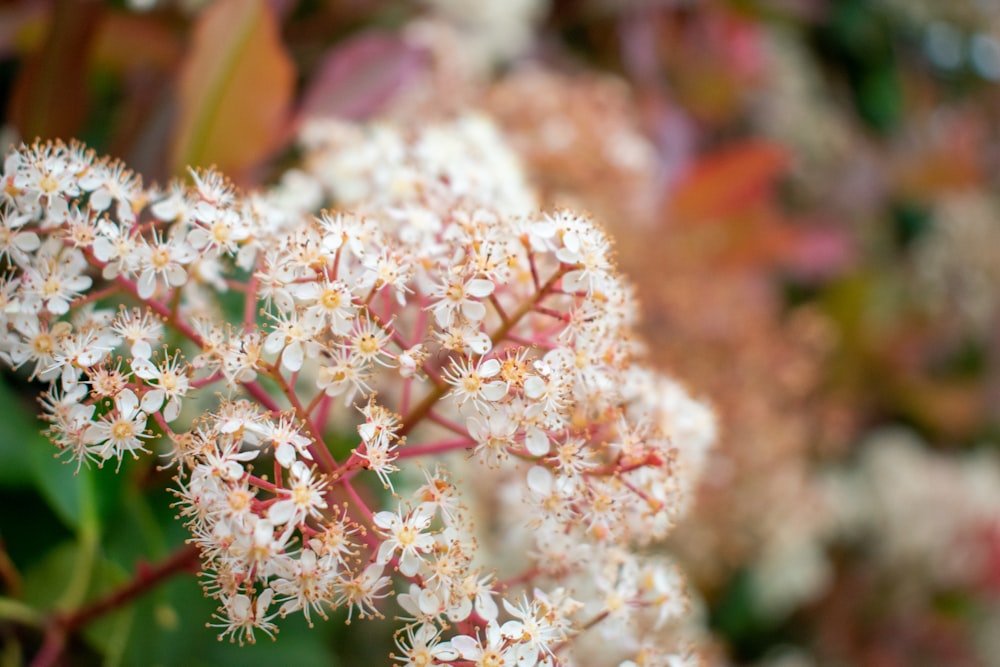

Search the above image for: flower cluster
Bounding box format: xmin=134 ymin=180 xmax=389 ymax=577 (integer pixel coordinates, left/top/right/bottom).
xmin=0 ymin=113 xmax=714 ymax=665
xmin=824 ymin=428 xmax=1000 ymax=594
xmin=914 ymin=190 xmax=1000 ymax=340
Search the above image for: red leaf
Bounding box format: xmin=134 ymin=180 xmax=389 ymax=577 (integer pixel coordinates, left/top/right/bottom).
xmin=7 ymin=1 xmax=103 ymax=142
xmin=298 ymin=31 xmax=428 ymax=122
xmin=667 ymin=141 xmax=789 ymax=224
xmin=92 ymin=12 xmax=181 ymax=74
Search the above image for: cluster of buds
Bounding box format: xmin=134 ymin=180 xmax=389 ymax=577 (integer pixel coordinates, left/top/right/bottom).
xmin=0 ymin=113 xmax=714 ymax=665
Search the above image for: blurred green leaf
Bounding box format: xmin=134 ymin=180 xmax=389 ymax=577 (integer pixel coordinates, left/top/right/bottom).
xmin=0 ymin=376 xmax=45 ymax=489
xmin=117 ymin=574 xmax=340 ymax=667
xmin=21 ymin=541 xmax=86 ymax=611
xmin=709 ymin=570 xmax=797 ymax=660
xmin=857 ymin=63 xmax=902 ymax=132
xmin=101 ymin=473 xmax=170 ymax=567
xmin=24 ymin=435 xmax=94 ymax=535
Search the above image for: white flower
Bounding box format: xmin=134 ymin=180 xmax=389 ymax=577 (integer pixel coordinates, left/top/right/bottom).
xmin=270 ymin=548 xmax=337 ymax=625
xmin=292 ymin=277 xmax=357 ymax=335
xmin=265 ymin=417 xmax=314 ymax=469
xmin=268 ymin=462 xmax=328 ymax=527
xmin=451 ymin=620 xmax=538 ymax=667
xmin=20 ymin=249 xmax=92 ymax=315
xmin=0 ymin=207 xmax=39 ymax=268
xmin=131 ymin=354 xmax=190 ymax=421
xmin=373 ymin=507 xmax=435 ymax=577
xmin=442 ymin=356 xmax=507 ymax=408
xmin=393 ymin=623 xmax=459 ymax=666
xmin=84 ymin=388 xmax=150 ymax=463
xmin=134 ymin=232 xmax=196 ymax=299
xmin=214 ymin=589 xmax=277 ymax=646
xmin=263 ymin=310 xmax=323 ymax=373
xmin=428 ymin=275 xmax=495 ymax=328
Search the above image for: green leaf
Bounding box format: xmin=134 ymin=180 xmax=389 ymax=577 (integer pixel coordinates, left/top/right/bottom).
xmin=21 ymin=541 xmax=86 ymax=611
xmin=101 ymin=475 xmax=169 ymax=567
xmin=24 ymin=436 xmax=93 ymax=534
xmin=0 ymin=375 xmax=46 ymax=489
xmin=118 ymin=574 xmax=340 ymax=667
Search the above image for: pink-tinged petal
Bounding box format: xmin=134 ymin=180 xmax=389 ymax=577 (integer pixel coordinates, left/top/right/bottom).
xmin=461 ymin=300 xmax=486 ymax=322
xmin=116 ymin=388 xmax=139 ymax=415
xmin=466 ymin=278 xmax=495 ymax=298
xmin=561 ymin=269 xmax=585 ymax=293
xmin=399 ymin=550 xmax=421 ymax=577
xmin=166 ymin=263 xmax=187 ymax=287
xmin=479 ymin=358 xmax=500 ymax=377
xmin=137 ymin=270 xmax=157 ymax=299
xmin=131 ymin=340 xmax=152 ymax=360
xmin=524 ymin=376 xmax=545 ymax=399
xmin=526 ymin=466 xmax=552 ymax=494
xmin=282 ymin=341 xmax=304 ymax=372
xmin=140 ymin=388 xmax=165 ymax=414
xmin=469 ymin=331 xmax=491 ymax=355
xmin=376 ymin=539 xmax=396 ymax=565
xmin=256 ymin=588 xmax=274 ymax=615
xmin=481 ymin=381 xmax=508 ymax=402
xmin=372 ymin=511 xmax=395 ymax=530
xmin=14 ymin=232 xmax=39 ymax=251
xmin=90 ymin=189 xmax=112 ymax=211
xmin=274 ymin=442 xmax=295 ymax=468
xmin=524 ymin=428 xmax=549 ymax=457
xmin=92 ymin=237 xmax=115 ymax=262
xmin=164 ymin=398 xmax=182 ymax=422
xmin=230 ymin=594 xmax=252 ymax=618
xmin=268 ymin=498 xmax=296 ymax=525
xmin=131 ymin=357 xmax=157 ymax=379
xmin=450 ymin=635 xmax=481 ymax=660
xmin=46 ymin=297 xmax=69 ymax=315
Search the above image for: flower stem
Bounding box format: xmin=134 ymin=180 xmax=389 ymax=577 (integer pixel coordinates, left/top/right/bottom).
xmin=31 ymin=543 xmax=201 ymax=667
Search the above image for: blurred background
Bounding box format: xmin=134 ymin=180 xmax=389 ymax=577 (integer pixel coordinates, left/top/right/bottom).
xmin=2 ymin=0 xmax=1000 ymax=665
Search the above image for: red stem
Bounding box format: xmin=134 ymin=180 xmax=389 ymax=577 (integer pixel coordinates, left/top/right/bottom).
xmin=32 ymin=543 xmax=201 ymax=667
xmin=395 ymin=437 xmax=474 ymax=460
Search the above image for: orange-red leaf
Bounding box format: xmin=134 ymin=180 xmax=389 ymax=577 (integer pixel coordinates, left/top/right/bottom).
xmin=668 ymin=141 xmax=789 ymax=224
xmin=169 ymin=0 xmax=294 ymax=180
